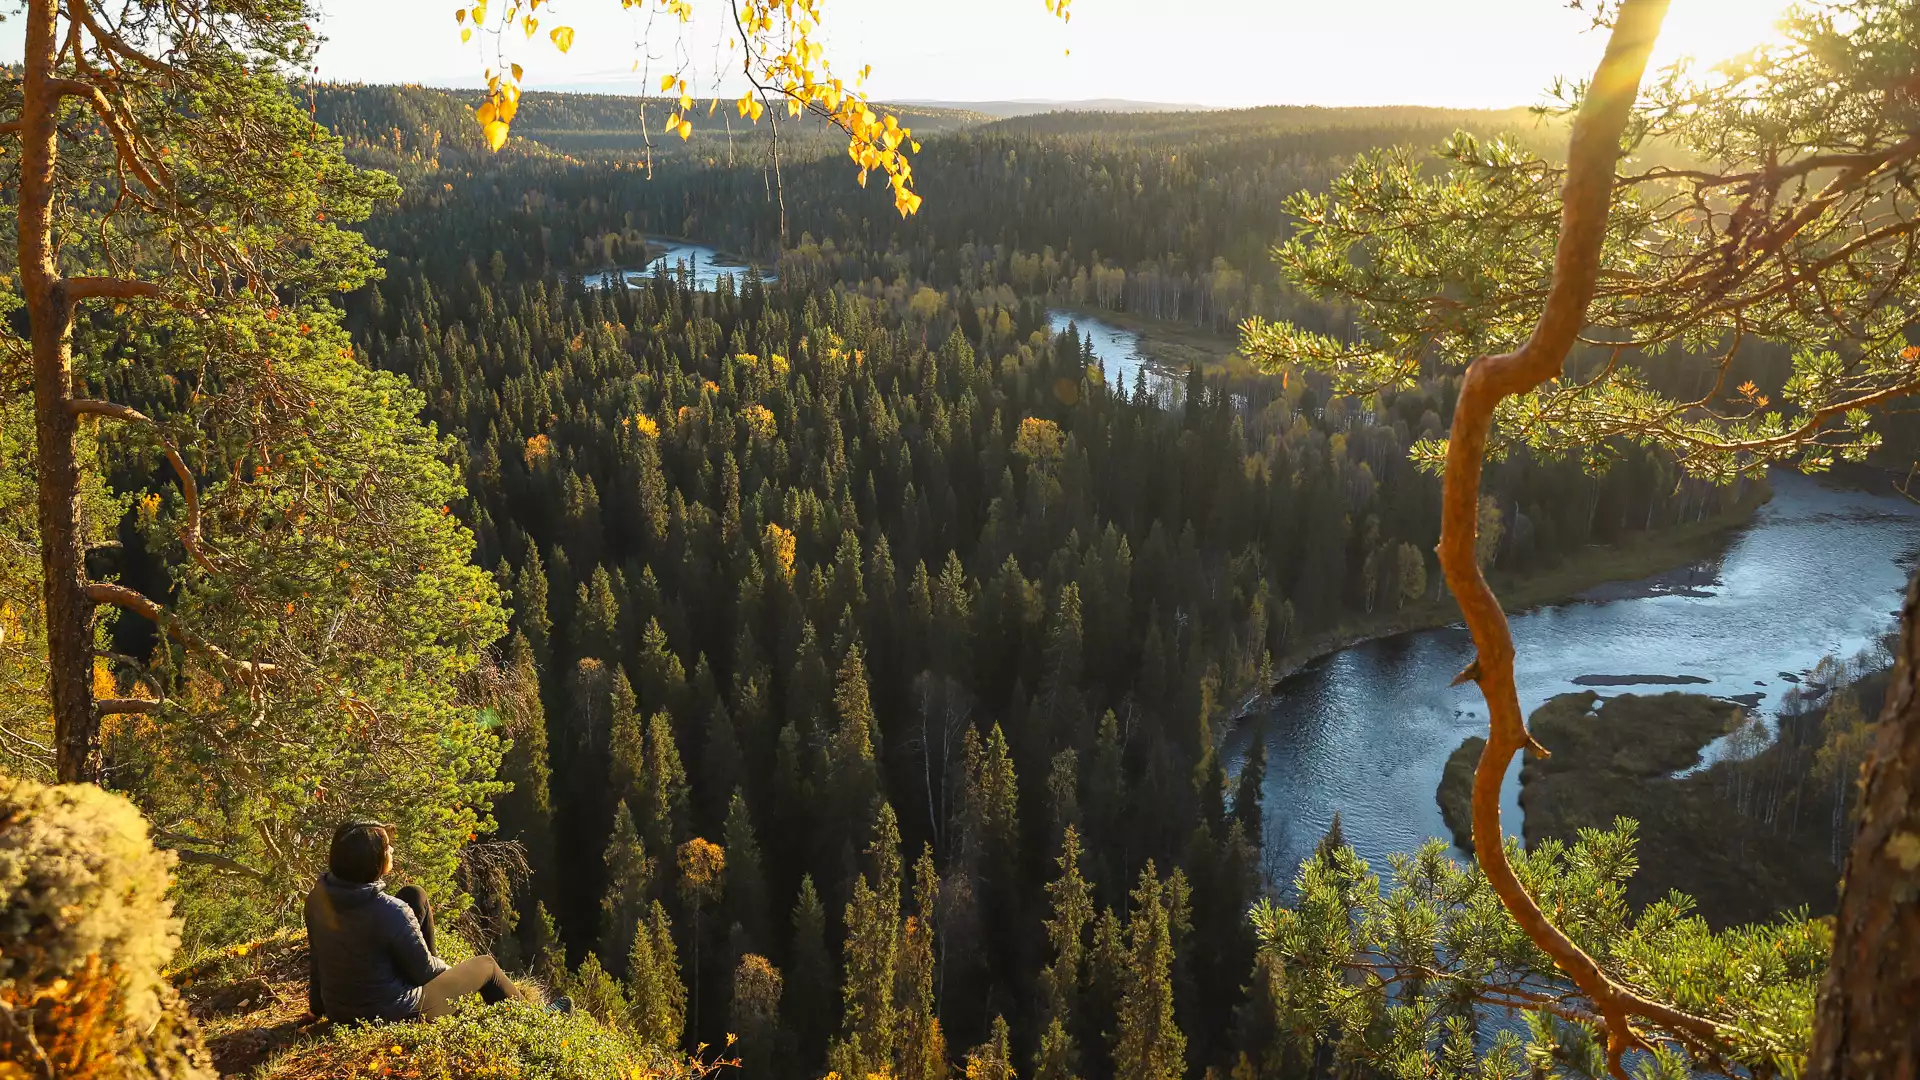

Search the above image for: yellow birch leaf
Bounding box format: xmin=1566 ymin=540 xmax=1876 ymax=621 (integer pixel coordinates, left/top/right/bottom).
xmin=484 ymin=119 xmax=509 ymax=152
xmin=549 ymin=25 xmax=574 ymax=52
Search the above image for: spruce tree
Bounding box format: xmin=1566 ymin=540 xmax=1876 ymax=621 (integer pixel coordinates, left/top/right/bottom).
xmin=497 ymin=632 xmax=556 ymax=902
xmin=514 ymin=538 xmax=553 ymax=670
xmin=608 ymin=670 xmax=646 ymax=806
xmin=896 ymin=844 xmax=949 ymax=1080
xmin=599 ymin=802 xmax=654 ymax=966
xmin=702 ymin=698 xmax=744 ymax=832
xmin=828 ymin=801 xmax=903 ymax=1080
xmin=529 ymin=900 xmax=569 ymax=990
xmin=576 ymin=564 xmax=621 ymax=664
xmin=961 ymin=724 xmax=1021 ymax=897
xmin=636 ymin=618 xmax=689 ymax=720
xmin=570 ymin=951 xmax=630 ymax=1027
xmin=627 ymin=899 xmax=687 ymax=1051
xmin=1113 ymin=863 xmax=1186 ymax=1080
xmin=635 ymin=422 xmax=671 ymax=547
xmin=1041 ymin=582 xmax=1086 ymax=744
xmin=722 ymin=789 xmax=771 ymax=952
xmin=787 ymin=874 xmax=837 ymax=1070
xmin=641 ymin=710 xmax=691 ymax=862
xmin=1046 ymin=748 xmax=1082 ymax=856
xmin=964 ymin=1015 xmax=1017 ymax=1080
xmin=1232 ymin=738 xmax=1267 ymax=847
xmin=1036 ymin=826 xmax=1093 ymax=1080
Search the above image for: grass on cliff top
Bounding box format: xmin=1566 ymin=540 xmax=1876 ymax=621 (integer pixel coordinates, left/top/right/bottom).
xmin=257 ymin=1001 xmax=690 ymax=1080
xmin=170 ymin=927 xmax=684 ymax=1080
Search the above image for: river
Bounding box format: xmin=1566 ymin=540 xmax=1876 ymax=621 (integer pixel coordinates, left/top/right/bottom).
xmin=1045 ymin=311 xmax=1183 ymax=403
xmin=1230 ymin=469 xmax=1920 ymax=884
xmin=583 ymin=239 xmax=775 ymax=292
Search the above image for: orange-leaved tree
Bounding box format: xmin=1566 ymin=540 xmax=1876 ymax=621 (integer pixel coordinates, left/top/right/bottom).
xmin=459 ymin=0 xmax=1072 ymax=221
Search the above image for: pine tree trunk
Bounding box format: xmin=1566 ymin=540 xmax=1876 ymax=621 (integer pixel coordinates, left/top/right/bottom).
xmin=1805 ymin=569 xmax=1920 ymax=1080
xmin=17 ymin=0 xmax=97 ymax=782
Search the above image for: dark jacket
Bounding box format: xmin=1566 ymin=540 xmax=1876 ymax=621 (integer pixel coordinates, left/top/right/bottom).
xmin=304 ymin=874 xmax=447 ymax=1022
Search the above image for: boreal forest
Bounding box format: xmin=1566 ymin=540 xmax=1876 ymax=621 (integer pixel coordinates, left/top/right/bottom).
xmin=4 ymin=2 xmax=1920 ymax=1080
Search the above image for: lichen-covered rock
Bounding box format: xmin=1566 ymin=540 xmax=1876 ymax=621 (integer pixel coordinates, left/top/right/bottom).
xmin=0 ymin=775 xmax=212 ymax=1079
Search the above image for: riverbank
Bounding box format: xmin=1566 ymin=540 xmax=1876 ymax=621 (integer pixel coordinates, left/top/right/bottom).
xmin=1236 ymin=486 xmax=1771 ymax=717
xmin=1436 ymin=691 xmax=1840 ymax=927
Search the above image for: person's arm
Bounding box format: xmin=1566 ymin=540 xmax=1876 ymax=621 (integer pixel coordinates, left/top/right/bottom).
xmin=388 ymin=898 xmax=448 ymax=988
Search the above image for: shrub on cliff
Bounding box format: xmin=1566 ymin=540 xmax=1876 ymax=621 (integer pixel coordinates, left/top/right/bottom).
xmin=0 ymin=775 xmax=209 ymax=1078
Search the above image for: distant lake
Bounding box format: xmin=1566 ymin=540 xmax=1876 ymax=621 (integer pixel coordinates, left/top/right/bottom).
xmin=1046 ymin=311 xmax=1182 ymax=404
xmin=584 ymin=239 xmax=774 ymax=291
xmin=1231 ymin=470 xmax=1920 ymax=885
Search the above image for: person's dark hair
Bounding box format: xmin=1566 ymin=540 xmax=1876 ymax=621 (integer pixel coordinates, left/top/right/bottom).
xmin=329 ymin=820 xmax=392 ymax=884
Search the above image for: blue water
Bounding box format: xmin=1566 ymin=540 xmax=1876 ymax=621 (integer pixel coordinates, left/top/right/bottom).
xmin=1232 ymin=470 xmax=1920 ymax=884
xmin=584 ymin=239 xmax=775 ymax=291
xmin=1045 ymin=311 xmax=1182 ymax=404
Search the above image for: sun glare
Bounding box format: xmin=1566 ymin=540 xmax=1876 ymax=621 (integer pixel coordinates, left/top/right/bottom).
xmin=1651 ymin=0 xmax=1799 ymax=69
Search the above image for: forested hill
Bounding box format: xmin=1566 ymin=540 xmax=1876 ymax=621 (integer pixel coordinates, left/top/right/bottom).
xmin=311 ymin=84 xmax=1548 ymax=335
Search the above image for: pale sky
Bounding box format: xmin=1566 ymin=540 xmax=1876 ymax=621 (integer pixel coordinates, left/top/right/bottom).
xmin=7 ymin=1 xmax=1799 ymax=107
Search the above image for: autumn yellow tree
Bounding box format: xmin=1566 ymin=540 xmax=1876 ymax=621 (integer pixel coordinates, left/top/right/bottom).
xmin=459 ymin=0 xmax=1071 ymax=223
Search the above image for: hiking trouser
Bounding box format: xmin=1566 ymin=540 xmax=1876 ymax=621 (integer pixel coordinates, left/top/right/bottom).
xmin=396 ymin=884 xmax=524 ymax=1018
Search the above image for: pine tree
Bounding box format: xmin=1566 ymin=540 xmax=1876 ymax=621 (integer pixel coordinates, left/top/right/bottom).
xmin=628 ymin=899 xmax=687 ymax=1050
xmin=1113 ymin=862 xmax=1186 ymax=1080
xmin=599 ymin=802 xmax=654 ymax=966
xmin=828 ymin=801 xmax=903 ymax=1080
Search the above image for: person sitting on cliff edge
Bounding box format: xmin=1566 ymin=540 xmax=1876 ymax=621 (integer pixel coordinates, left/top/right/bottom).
xmin=299 ymin=819 xmax=531 ymax=1024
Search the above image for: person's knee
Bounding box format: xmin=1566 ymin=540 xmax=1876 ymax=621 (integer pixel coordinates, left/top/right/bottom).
xmin=394 ymin=884 xmax=428 ymax=907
